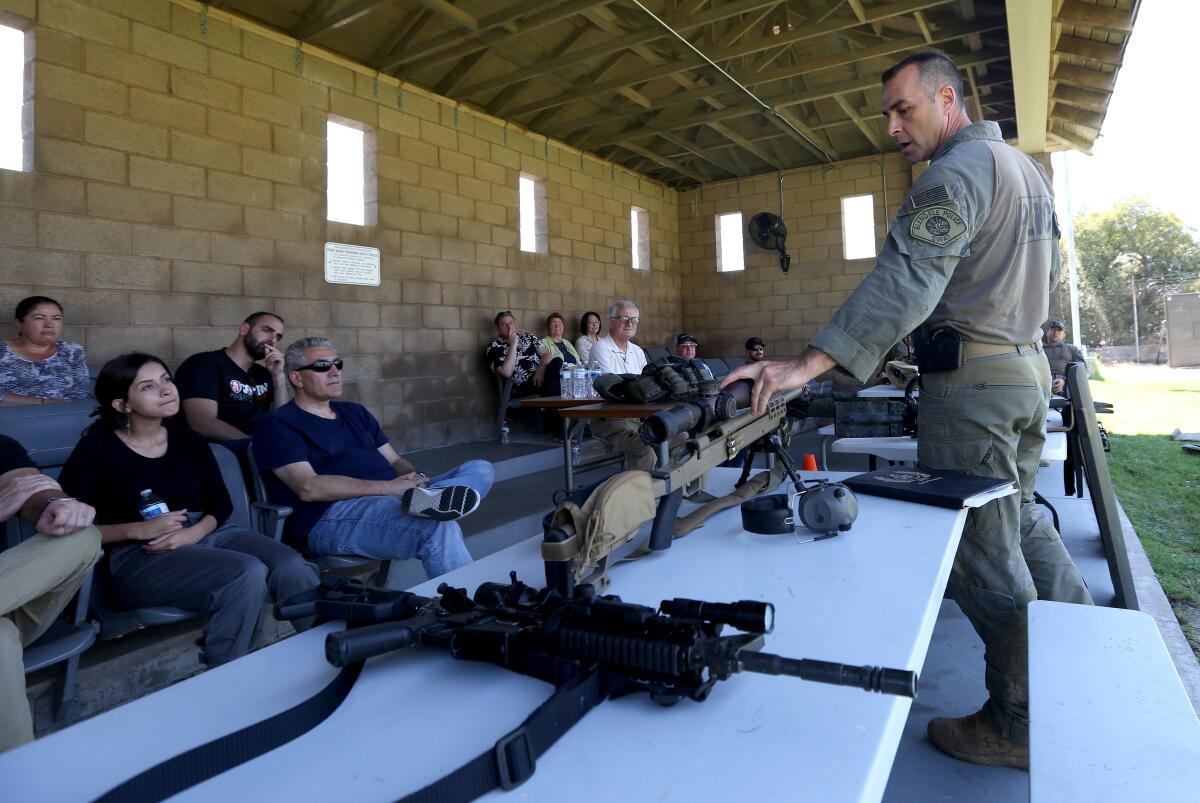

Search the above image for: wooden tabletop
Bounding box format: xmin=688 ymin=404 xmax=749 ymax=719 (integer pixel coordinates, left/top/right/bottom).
xmin=559 ymin=401 xmax=676 ymax=419
xmin=516 ymin=396 xmax=601 ymax=409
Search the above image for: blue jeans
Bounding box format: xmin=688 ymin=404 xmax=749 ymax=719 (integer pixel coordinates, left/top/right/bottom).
xmin=306 ymin=460 xmax=495 ymax=579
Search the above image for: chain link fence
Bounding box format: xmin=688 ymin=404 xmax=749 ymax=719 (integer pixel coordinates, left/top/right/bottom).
xmin=1049 ymin=273 xmax=1200 ymax=364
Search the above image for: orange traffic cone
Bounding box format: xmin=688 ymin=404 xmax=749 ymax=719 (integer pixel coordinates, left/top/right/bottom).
xmin=802 ymin=453 xmax=818 ymax=471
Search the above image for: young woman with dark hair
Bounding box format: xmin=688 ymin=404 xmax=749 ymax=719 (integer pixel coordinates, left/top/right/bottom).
xmin=0 ymin=295 xmax=91 ymax=405
xmin=58 ymin=353 xmax=318 ymax=666
xmin=575 ymin=311 xmax=602 ymax=365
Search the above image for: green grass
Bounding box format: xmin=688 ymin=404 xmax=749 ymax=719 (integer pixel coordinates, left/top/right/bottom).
xmin=1090 ymin=363 xmax=1200 ymax=647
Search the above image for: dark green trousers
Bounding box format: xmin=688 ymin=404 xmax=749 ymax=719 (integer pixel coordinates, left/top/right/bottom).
xmin=918 ymin=345 xmax=1091 ymax=744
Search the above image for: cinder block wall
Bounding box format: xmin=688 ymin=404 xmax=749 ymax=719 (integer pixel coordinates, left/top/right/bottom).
xmin=0 ymin=0 xmax=682 ymax=449
xmin=677 ymin=155 xmax=912 ymax=361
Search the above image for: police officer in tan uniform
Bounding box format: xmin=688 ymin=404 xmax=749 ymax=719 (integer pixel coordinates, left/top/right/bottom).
xmin=726 ymin=50 xmax=1091 ymax=770
xmin=1042 ymin=320 xmax=1086 ymax=395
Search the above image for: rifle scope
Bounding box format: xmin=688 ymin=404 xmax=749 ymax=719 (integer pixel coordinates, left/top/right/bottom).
xmin=640 ymin=378 xmax=754 ymax=445
xmin=659 ymin=598 xmax=774 ymax=634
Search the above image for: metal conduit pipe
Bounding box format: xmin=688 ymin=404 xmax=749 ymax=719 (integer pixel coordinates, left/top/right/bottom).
xmin=630 ymin=0 xmax=835 ymax=166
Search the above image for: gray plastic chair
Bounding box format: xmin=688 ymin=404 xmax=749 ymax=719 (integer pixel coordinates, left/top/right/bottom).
xmin=645 ymin=346 xmax=670 ymax=362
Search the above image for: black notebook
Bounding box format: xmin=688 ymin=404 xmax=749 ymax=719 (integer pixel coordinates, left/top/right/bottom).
xmin=843 ymin=469 xmax=1017 ymax=509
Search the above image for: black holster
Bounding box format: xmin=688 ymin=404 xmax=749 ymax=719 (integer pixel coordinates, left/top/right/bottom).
xmin=913 ymin=326 xmax=964 ymax=374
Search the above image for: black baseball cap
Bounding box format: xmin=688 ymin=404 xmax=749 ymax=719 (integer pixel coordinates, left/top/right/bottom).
xmin=745 ymin=337 xmax=765 ymax=349
xmin=675 ymin=333 xmax=699 ymax=346
xmin=1046 ymin=320 xmax=1067 ymax=331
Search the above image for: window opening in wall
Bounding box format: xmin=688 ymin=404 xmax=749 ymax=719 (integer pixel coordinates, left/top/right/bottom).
xmin=519 ymin=173 xmax=547 ymax=253
xmin=327 ymin=119 xmax=370 ymax=225
xmin=0 ymin=24 xmax=26 ymax=171
xmin=842 ymin=194 xmax=876 ymax=259
xmin=631 ymin=206 xmax=650 ymax=269
xmin=716 ymin=212 xmax=745 ymax=272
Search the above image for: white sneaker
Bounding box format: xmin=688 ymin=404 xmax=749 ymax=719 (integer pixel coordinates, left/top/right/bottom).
xmin=401 ymin=485 xmax=481 ymax=521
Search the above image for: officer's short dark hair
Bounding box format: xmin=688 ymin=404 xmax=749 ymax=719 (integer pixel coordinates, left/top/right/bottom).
xmin=882 ymin=50 xmax=964 ymax=109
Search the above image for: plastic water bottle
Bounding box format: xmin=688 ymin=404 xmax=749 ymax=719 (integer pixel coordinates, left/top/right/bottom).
xmin=559 ymin=363 xmax=574 ymax=399
xmin=573 ymin=364 xmax=589 ymax=400
xmin=138 ymin=489 xmax=168 ymax=520
xmin=587 ymin=363 xmax=602 ymax=399
xmin=499 ymin=424 xmax=510 ymax=445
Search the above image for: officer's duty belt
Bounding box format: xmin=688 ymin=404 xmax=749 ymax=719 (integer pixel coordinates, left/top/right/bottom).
xmin=962 ymin=342 xmax=1041 ymax=359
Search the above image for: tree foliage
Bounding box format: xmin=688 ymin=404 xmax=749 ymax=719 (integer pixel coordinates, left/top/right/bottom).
xmin=1070 ymin=199 xmax=1200 ymax=346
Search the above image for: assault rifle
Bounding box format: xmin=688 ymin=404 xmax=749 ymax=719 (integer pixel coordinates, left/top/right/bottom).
xmin=276 ymin=573 xmax=917 ymax=796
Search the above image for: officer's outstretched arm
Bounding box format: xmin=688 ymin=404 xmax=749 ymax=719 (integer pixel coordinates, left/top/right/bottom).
xmin=722 ymin=348 xmax=836 ymax=416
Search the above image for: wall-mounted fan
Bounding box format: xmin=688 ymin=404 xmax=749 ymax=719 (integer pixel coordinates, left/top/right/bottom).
xmin=748 ymin=212 xmax=791 ymax=274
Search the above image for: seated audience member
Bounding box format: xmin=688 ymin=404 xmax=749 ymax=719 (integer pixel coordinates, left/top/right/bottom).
xmin=669 ymin=333 xmax=714 ymax=379
xmin=253 ymin=338 xmax=494 ymax=581
xmin=58 ymin=353 xmax=318 ymax=668
xmin=590 ymin=300 xmax=655 ymax=471
xmin=174 ymin=312 xmax=289 ymax=450
xmin=0 ymin=435 xmax=100 ymax=753
xmin=486 ymin=311 xmax=562 ymax=397
xmin=745 ymin=336 xmax=766 ymax=363
xmin=0 ymin=296 xmax=91 ymax=405
xmin=575 ymin=311 xmax=602 ymax=365
xmin=1043 ymin=320 xmax=1085 ymax=395
xmin=541 ymin=312 xmax=580 ymax=367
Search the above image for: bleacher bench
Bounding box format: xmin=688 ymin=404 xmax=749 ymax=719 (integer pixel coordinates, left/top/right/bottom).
xmin=1029 ymin=600 xmax=1200 ymax=802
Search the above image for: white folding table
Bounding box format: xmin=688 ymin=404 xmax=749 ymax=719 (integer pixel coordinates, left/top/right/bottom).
xmin=1 ymin=469 xmax=970 ymax=803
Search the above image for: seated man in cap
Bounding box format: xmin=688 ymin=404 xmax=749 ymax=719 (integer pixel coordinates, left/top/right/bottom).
xmin=1042 ymin=320 xmax=1085 ymax=395
xmin=670 ymin=333 xmax=714 ymax=379
xmin=745 ymin=337 xmax=766 ymax=363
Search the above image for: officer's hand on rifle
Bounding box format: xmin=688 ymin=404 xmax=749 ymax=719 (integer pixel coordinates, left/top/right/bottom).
xmin=723 ymin=347 xmax=837 ymax=415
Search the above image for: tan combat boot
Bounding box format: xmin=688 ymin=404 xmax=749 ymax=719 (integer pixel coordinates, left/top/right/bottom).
xmin=927 ymin=711 xmax=1030 ymax=771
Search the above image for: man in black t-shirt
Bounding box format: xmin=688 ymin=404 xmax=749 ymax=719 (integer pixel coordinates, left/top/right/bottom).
xmin=0 ymin=434 xmax=99 ymax=752
xmin=175 ymin=311 xmax=291 ymax=442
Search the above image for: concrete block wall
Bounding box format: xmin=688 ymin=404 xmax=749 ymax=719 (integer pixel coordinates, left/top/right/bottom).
xmin=677 ymin=154 xmax=912 ymax=360
xmin=0 ymin=0 xmax=682 ymax=449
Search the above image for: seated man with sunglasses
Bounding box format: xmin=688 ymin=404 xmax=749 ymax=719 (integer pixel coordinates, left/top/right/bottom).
xmin=251 ymin=337 xmax=494 ymax=581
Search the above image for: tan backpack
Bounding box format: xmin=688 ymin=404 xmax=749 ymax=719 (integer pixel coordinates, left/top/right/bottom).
xmin=540 ymin=470 xmax=656 ymax=592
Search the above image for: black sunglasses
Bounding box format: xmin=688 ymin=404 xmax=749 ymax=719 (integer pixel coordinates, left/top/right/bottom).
xmin=296 ymin=358 xmax=344 ymax=373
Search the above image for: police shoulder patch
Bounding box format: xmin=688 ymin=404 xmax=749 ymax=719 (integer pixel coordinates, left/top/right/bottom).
xmin=909 ymin=206 xmax=967 ymax=246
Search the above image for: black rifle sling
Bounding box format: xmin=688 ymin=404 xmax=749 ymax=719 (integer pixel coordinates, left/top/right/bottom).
xmin=92 ymin=658 xmax=606 ymax=803
xmin=401 ymin=665 xmax=607 ymax=802
xmin=93 ymin=661 xmax=362 ymax=803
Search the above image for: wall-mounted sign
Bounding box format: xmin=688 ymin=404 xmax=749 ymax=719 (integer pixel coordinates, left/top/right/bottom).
xmin=324 ymin=242 xmax=380 ymax=286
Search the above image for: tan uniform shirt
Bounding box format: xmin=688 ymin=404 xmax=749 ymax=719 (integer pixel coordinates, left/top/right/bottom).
xmin=810 ymin=121 xmax=1060 ymax=382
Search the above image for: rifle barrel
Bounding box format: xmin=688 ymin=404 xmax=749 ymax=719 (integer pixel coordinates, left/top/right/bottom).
xmin=737 ymin=651 xmax=918 ymax=698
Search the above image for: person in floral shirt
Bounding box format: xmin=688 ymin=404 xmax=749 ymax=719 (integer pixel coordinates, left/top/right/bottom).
xmin=485 ymin=311 xmax=562 ymax=396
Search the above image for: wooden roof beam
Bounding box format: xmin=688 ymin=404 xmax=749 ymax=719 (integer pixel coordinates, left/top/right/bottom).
xmin=293 ymin=0 xmax=389 ymax=41
xmin=1056 ymin=1 xmax=1135 ymax=34
xmin=617 ymin=142 xmax=709 ymax=183
xmin=1055 ymin=34 xmax=1124 ymax=65
xmin=450 ymin=0 xmax=782 ymax=94
xmin=1053 ymin=63 xmax=1117 ymax=93
xmin=1005 ymin=0 xmax=1051 ymax=153
xmin=834 ymin=95 xmax=886 ymax=150
xmin=1052 ymin=84 xmax=1109 ymax=112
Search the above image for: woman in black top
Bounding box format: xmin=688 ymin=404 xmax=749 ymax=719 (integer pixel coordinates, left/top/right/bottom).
xmin=59 ymin=353 xmax=318 ymax=666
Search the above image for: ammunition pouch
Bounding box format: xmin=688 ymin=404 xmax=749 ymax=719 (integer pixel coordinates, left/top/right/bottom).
xmin=913 ymin=327 xmax=964 ymax=374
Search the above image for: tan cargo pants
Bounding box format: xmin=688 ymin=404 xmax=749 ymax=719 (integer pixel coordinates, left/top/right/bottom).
xmin=917 ymin=345 xmax=1091 ymax=744
xmin=0 ymin=527 xmax=101 ymax=753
